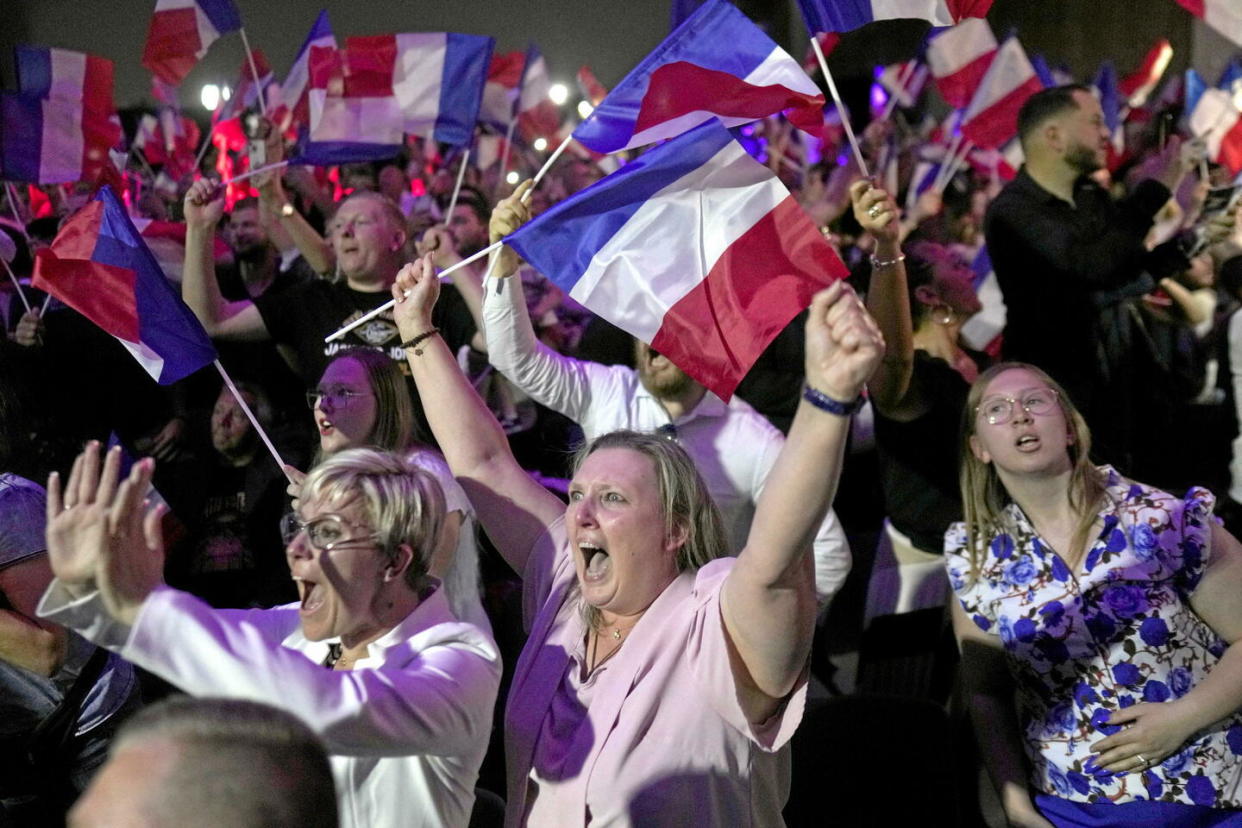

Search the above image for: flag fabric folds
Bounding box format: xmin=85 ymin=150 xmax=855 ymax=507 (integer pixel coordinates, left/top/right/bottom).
xmin=142 ymin=0 xmax=241 ymax=87
xmin=515 ymin=44 xmax=562 ymax=142
xmin=1119 ymin=39 xmax=1173 ymax=109
xmin=795 ymin=0 xmax=993 ymax=34
xmin=480 ymin=51 xmax=525 ymax=128
xmin=1 ymin=47 xmax=120 ymax=184
xmin=506 ymin=119 xmax=847 ymax=400
xmin=573 ymin=0 xmax=824 ymax=154
xmin=32 ymin=186 xmax=217 ymax=385
xmin=1172 ymin=0 xmax=1242 ymax=47
xmin=1187 ymin=88 xmax=1242 ymax=175
xmin=926 ymin=17 xmax=997 ymax=109
xmin=345 ymin=33 xmax=493 ymax=146
xmin=292 ymin=44 xmax=404 ymax=165
xmin=961 ymin=37 xmax=1042 ymax=149
xmin=280 ymin=10 xmax=336 ymax=134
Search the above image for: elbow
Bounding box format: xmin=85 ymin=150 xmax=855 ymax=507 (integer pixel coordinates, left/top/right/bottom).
xmin=30 ymin=627 xmax=69 ymax=677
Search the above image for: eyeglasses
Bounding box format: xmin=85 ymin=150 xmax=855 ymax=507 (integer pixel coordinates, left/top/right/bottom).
xmin=279 ymin=513 xmax=379 ymax=552
xmin=306 ymin=387 xmax=372 ymax=411
xmin=975 ymin=388 xmax=1061 ymax=425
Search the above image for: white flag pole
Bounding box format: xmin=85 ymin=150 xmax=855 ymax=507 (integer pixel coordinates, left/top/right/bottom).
xmin=2 ymin=258 xmax=32 ymax=314
xmin=811 ymin=35 xmax=869 ymax=179
xmin=214 ymin=360 xmax=293 ymax=481
xmin=445 ymin=147 xmax=472 ymax=222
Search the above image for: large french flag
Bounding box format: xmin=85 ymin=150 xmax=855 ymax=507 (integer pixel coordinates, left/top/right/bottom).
xmin=1173 ymin=0 xmax=1242 ymax=47
xmin=1 ymin=47 xmax=120 ymax=184
xmin=142 ymin=0 xmax=241 ymax=87
xmin=292 ymin=45 xmax=404 ymax=165
xmin=1188 ymin=88 xmax=1242 ymax=175
xmin=572 ymin=0 xmax=824 ymax=154
xmin=32 ymin=187 xmax=216 ymax=385
xmin=281 ymin=10 xmax=336 ymax=133
xmin=506 ymin=120 xmax=846 ymax=400
xmin=926 ymin=17 xmax=997 ymax=110
xmin=961 ymin=37 xmax=1042 ymax=149
xmin=345 ymin=33 xmax=493 ymax=147
xmin=795 ymin=0 xmax=993 ymax=33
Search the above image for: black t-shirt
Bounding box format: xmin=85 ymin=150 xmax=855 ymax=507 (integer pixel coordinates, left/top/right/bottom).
xmin=253 ymin=278 xmax=477 ymax=386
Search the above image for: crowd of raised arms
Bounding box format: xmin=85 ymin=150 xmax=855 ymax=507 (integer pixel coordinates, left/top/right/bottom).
xmin=4 ymin=23 xmax=1242 ymax=828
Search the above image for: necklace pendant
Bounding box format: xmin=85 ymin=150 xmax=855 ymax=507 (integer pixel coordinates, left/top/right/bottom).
xmin=612 ymin=629 xmax=621 ymax=640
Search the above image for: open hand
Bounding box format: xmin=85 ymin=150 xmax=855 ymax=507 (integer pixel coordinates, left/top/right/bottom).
xmin=1090 ymin=701 xmax=1198 ymax=774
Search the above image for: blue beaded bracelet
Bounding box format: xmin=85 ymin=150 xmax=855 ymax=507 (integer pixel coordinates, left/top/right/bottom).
xmin=802 ymin=385 xmax=864 ymax=417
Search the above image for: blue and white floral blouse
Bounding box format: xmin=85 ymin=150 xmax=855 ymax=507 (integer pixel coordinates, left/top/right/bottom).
xmin=945 ymin=467 xmax=1242 ymax=808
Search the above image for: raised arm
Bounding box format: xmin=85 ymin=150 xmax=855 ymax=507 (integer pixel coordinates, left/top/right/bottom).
xmin=721 ymin=282 xmax=883 ymax=720
xmin=392 ymin=255 xmax=563 ymax=577
xmin=253 ymin=126 xmax=335 ymax=276
xmin=182 ymin=180 xmax=270 ymax=341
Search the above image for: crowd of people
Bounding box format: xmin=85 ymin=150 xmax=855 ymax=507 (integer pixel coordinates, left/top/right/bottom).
xmin=4 ymin=73 xmax=1242 ymax=828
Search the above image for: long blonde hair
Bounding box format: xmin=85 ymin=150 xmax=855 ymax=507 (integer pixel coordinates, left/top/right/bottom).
xmin=958 ymin=363 xmax=1108 ymax=578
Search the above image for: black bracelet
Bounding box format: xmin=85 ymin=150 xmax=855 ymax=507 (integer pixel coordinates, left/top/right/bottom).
xmin=802 ymin=385 xmax=864 ymax=417
xmin=400 ymin=328 xmax=440 ymax=355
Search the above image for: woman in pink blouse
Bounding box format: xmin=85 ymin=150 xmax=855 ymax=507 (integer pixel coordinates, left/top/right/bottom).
xmin=391 ymin=251 xmax=882 ymax=826
xmin=947 ymin=362 xmax=1242 ymax=827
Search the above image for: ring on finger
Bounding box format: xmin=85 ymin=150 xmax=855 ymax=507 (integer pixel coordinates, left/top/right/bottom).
xmin=867 ymin=204 xmax=882 ymax=218
xmin=1135 ymin=753 xmax=1148 ymax=768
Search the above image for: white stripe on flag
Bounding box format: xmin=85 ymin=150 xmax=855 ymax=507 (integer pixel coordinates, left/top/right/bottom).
xmin=392 ymin=33 xmax=448 ymax=137
xmin=40 ymin=98 xmax=84 ymax=183
xmin=743 ymin=46 xmax=822 ymax=97
xmin=119 ymin=339 xmax=167 ymax=382
xmin=964 ymin=39 xmax=1034 ymax=120
xmin=567 ymin=141 xmax=786 ymax=344
xmin=193 ymin=5 xmax=222 ymax=55
xmin=927 ymin=19 xmax=995 ymax=77
xmin=47 ymin=50 xmax=88 ymax=101
xmin=310 ymin=91 xmax=404 ymax=145
xmin=871 ymin=0 xmax=955 ymax=26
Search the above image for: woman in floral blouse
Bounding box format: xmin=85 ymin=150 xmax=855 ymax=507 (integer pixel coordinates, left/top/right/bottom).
xmin=946 ymin=362 xmax=1242 ymax=827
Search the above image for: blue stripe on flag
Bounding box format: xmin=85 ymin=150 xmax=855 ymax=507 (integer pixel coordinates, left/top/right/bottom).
xmin=0 ymin=93 xmax=45 ymax=182
xmin=793 ymin=0 xmax=875 ymax=34
xmin=435 ymin=33 xmax=494 ymax=146
xmin=197 ymin=0 xmax=242 ymax=34
xmin=15 ymin=47 xmax=53 ymax=98
xmin=507 ymin=119 xmax=735 ymax=294
xmin=291 ymin=138 xmax=402 ymax=166
xmin=972 ymin=245 xmax=992 ymax=291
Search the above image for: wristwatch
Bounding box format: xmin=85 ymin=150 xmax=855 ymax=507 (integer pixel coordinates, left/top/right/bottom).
xmin=279 ymin=202 xmax=296 ymax=218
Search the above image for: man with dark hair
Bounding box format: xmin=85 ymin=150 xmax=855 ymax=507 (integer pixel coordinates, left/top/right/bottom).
xmin=985 ymin=83 xmax=1194 ymax=470
xmin=447 ymin=187 xmax=491 ymax=258
xmin=68 ymin=697 xmax=338 ymax=828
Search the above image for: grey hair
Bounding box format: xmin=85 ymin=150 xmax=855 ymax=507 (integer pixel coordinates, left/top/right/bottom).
xmin=300 ymin=448 xmax=445 ymax=593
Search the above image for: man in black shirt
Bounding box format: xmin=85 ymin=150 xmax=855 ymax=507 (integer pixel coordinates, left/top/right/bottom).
xmin=985 ymin=84 xmax=1193 ymax=470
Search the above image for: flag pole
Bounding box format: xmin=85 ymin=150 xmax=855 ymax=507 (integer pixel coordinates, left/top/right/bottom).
xmin=810 ymin=34 xmax=869 ymax=179
xmin=4 ymin=182 xmax=26 ymax=229
xmin=192 ymin=122 xmax=217 ymax=175
xmin=942 ymin=139 xmax=974 ymax=188
xmin=223 ymin=160 xmax=290 ymax=188
xmin=880 ymin=61 xmax=915 ymax=122
xmin=323 ymin=239 xmax=505 ymax=343
xmin=213 ymin=359 xmax=293 ymax=481
xmin=934 ymin=132 xmax=964 ymax=192
xmin=2 ymin=258 xmax=32 ymax=314
xmin=238 ymin=28 xmax=268 ymax=116
xmin=40 ymin=292 xmax=52 ymax=315
xmin=532 ymin=133 xmax=574 ymax=188
xmin=445 ymin=147 xmax=471 ymax=222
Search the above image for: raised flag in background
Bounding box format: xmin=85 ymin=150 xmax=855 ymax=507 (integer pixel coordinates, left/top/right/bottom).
xmin=515 ymin=44 xmax=562 ymax=142
xmin=346 ymin=33 xmax=493 ymax=146
xmin=926 ymin=17 xmax=997 ymax=109
xmin=1119 ymin=39 xmax=1173 ymax=109
xmin=506 ymin=119 xmax=847 ymax=400
xmin=279 ymin=10 xmax=336 ymax=134
xmin=293 ymin=44 xmax=404 ymax=165
xmin=480 ymin=51 xmax=525 ymax=129
xmin=573 ymin=0 xmax=824 ymax=155
xmin=795 ymin=0 xmax=993 ymax=34
xmin=32 ymin=186 xmax=217 ymax=384
xmin=1187 ymin=87 xmax=1242 ymax=175
xmin=1172 ymin=0 xmax=1242 ymax=47
xmin=142 ymin=0 xmax=242 ymax=87
xmin=961 ymin=36 xmax=1042 ymax=149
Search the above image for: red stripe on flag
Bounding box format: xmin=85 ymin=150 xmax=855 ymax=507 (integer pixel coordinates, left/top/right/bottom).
xmin=963 ymin=76 xmax=1043 ymax=149
xmin=142 ymin=7 xmax=203 ymax=86
xmin=936 ymin=52 xmax=995 ymax=110
xmin=1219 ymin=117 xmax=1242 ymax=175
xmin=650 ymin=196 xmax=846 ymax=401
xmin=947 ymin=0 xmax=996 ymax=19
xmin=635 ymin=61 xmax=825 ymax=137
xmin=1174 ymin=0 xmax=1206 ymax=16
xmin=343 ymin=36 xmax=398 ymax=98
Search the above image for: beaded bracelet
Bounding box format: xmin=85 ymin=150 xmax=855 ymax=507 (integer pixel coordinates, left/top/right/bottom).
xmin=400 ymin=328 xmax=440 ymax=355
xmin=803 ymin=385 xmax=864 ymax=417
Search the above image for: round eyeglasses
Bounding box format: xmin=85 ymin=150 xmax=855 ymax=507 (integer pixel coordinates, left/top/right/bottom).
xmin=975 ymin=387 xmax=1060 ymax=426
xmin=279 ymin=513 xmax=379 ymax=552
xmin=305 ymin=387 xmax=373 ymax=411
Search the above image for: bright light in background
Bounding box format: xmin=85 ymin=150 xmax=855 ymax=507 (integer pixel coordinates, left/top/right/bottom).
xmin=200 ymin=84 xmax=220 ymax=111
xmin=533 ymin=137 xmax=548 ymax=152
xmin=577 ymin=100 xmax=594 ymax=119
xmin=221 ymin=85 xmax=232 ymax=101
xmin=548 ymin=83 xmax=569 ymax=105
xmin=506 ymin=170 xmax=520 ymax=185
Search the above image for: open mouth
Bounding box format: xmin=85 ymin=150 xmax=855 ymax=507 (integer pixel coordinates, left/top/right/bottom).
xmin=579 ymin=542 xmax=611 ymax=582
xmin=295 ymin=576 xmax=326 ymax=615
xmin=317 ymin=417 xmax=334 ymax=436
xmin=1015 ymin=434 xmax=1041 ymax=452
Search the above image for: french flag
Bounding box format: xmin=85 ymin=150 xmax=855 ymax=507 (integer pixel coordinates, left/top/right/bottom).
xmin=795 ymin=0 xmax=993 ymax=33
xmin=573 ymin=0 xmax=824 ymax=155
xmin=1119 ymin=39 xmax=1173 ymax=109
xmin=516 ymin=44 xmax=563 ymax=142
xmin=879 ymin=60 xmax=929 ymax=108
xmin=292 ymin=44 xmax=404 ymax=165
xmin=479 ymin=51 xmax=525 ymax=129
xmin=280 ymin=10 xmax=336 ymax=133
xmin=32 ymin=186 xmax=217 ymax=385
xmin=345 ymin=33 xmax=493 ymax=147
xmin=926 ymin=17 xmax=997 ymax=109
xmin=1 ymin=47 xmax=120 ymax=184
xmin=215 ymin=49 xmax=273 ymax=123
xmin=1172 ymin=0 xmax=1242 ymax=47
xmin=1092 ymin=61 xmax=1126 ymax=161
xmin=1187 ymin=88 xmax=1242 ymax=175
xmin=142 ymin=0 xmax=241 ymax=87
xmin=960 ymin=36 xmax=1042 ymax=149
xmin=506 ymin=120 xmax=847 ymax=400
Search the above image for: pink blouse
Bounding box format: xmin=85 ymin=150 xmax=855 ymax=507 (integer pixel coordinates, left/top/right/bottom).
xmin=505 ymin=516 xmax=807 ymax=827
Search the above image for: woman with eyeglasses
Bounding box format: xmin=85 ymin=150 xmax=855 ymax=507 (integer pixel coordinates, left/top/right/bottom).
xmin=299 ymin=347 xmax=489 ymax=632
xmin=37 ymin=443 xmax=501 ymax=828
xmin=946 ymin=362 xmax=1242 ymax=827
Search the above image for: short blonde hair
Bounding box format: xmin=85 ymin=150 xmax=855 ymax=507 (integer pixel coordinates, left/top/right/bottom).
xmin=300 ymin=448 xmax=445 ymax=592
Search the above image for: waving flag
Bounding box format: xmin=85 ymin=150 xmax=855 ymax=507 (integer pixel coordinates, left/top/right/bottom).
xmin=293 ymin=44 xmax=404 ymax=165
xmin=216 ymin=49 xmax=273 ymax=123
xmin=279 ymin=10 xmax=336 ymax=134
xmin=1 ymin=47 xmax=121 ymax=184
xmin=795 ymin=0 xmax=993 ymax=33
xmin=926 ymin=18 xmax=997 ymax=109
xmin=1187 ymin=88 xmax=1242 ymax=175
xmin=345 ymin=33 xmax=493 ymax=146
xmin=142 ymin=0 xmax=241 ymax=87
xmin=506 ymin=119 xmax=846 ymax=400
xmin=1120 ymin=39 xmax=1173 ymax=109
xmin=574 ymin=0 xmax=824 ymax=154
xmin=1172 ymin=0 xmax=1242 ymax=47
xmin=514 ymin=44 xmax=562 ymax=143
xmin=879 ymin=60 xmax=930 ymax=108
xmin=577 ymin=65 xmax=609 ymax=107
xmin=961 ymin=37 xmax=1042 ymax=149
xmin=32 ymin=187 xmax=216 ymax=384
xmin=1093 ymin=62 xmax=1125 ymax=160
xmin=480 ymin=51 xmax=525 ymax=128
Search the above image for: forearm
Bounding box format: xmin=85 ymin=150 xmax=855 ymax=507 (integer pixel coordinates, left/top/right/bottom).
xmin=863 ymin=239 xmax=916 ymax=413
xmin=183 ymin=223 xmax=228 ymax=330
xmin=0 ymin=609 xmax=66 ymax=675
xmin=1174 ymin=641 xmax=1242 ymax=733
xmin=262 ymin=190 xmax=334 ymax=276
xmin=969 ymin=691 xmax=1042 ymax=821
